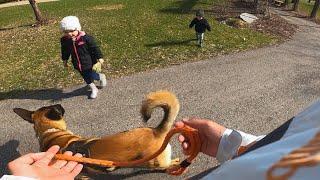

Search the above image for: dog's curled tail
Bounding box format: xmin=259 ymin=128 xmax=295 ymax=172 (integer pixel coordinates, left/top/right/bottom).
xmin=141 ymin=90 xmax=180 ymax=136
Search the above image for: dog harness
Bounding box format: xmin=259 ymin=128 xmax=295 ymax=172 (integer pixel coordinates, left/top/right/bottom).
xmin=55 ymin=125 xmax=201 ymax=175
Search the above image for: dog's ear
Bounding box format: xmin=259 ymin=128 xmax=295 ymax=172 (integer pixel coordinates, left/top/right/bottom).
xmin=13 ymin=108 xmax=34 ymax=123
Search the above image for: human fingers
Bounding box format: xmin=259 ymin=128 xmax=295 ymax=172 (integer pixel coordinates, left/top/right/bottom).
xmin=33 ymin=146 xmax=60 ymax=166
xmin=178 ymin=134 xmax=186 ymax=143
xmin=8 ymin=152 xmax=46 ymax=167
xmin=70 ymin=164 xmax=83 ymax=177
xmin=182 ymin=142 xmax=189 ymax=150
xmin=176 ymin=118 xmax=204 ymax=150
xmin=182 ymin=117 xmax=214 ymax=131
xmin=177 ymin=134 xmax=191 ymax=155
xmin=174 ymin=121 xmax=185 ymax=128
xmin=61 ymin=153 xmax=83 ymax=172
xmin=51 ymin=151 xmax=73 ymax=169
xmin=46 ymin=145 xmax=60 ymax=154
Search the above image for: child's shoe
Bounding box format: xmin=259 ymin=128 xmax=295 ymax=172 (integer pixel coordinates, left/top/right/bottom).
xmin=99 ymin=73 xmax=107 ymax=87
xmin=89 ymin=83 xmax=98 ymax=99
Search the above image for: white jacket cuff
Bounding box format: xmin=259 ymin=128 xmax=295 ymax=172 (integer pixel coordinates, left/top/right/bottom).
xmin=216 ymin=129 xmax=265 ymax=163
xmin=0 ymin=175 xmax=37 ymax=180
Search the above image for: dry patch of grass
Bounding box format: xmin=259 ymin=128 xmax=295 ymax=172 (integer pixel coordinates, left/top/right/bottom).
xmin=89 ymin=4 xmax=124 ymax=11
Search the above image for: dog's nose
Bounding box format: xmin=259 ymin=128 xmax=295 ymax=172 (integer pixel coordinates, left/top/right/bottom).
xmin=54 ymin=104 xmax=65 ymax=116
xmin=47 ymin=105 xmax=65 ymax=120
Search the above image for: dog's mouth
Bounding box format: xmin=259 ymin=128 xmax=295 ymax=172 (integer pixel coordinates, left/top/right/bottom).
xmin=46 ymin=104 xmax=65 ymax=120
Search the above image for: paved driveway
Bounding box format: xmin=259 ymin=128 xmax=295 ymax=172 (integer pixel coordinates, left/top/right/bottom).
xmin=1 ymin=9 xmax=320 ymax=179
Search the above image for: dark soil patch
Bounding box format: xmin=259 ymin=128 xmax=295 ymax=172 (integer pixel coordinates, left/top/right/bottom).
xmin=211 ymin=0 xmax=298 ymax=40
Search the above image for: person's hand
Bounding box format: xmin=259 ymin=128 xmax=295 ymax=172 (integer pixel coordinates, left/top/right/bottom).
xmin=7 ymin=145 xmax=83 ymax=180
xmin=92 ymin=58 xmax=104 ymax=72
xmin=175 ymin=117 xmax=226 ymax=157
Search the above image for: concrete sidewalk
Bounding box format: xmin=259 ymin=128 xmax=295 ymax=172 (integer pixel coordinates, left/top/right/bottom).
xmin=1 ymin=9 xmax=320 ymax=179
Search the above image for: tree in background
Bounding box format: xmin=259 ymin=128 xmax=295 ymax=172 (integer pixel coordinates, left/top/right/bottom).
xmin=284 ymin=0 xmax=290 ymax=8
xmin=310 ymin=0 xmax=319 ymax=18
xmin=28 ymin=0 xmax=46 ymax=25
xmin=293 ymin=0 xmax=300 ymax=11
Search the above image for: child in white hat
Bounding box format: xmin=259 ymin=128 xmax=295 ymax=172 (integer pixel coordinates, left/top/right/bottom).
xmin=60 ymin=16 xmax=107 ymax=99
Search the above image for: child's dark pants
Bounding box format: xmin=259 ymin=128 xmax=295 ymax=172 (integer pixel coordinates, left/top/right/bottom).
xmin=79 ymin=69 xmax=100 ymax=84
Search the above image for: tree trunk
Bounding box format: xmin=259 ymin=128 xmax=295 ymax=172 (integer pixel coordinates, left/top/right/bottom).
xmin=293 ymin=0 xmax=300 ymax=11
xmin=284 ymin=0 xmax=290 ymax=8
xmin=254 ymin=0 xmax=259 ymax=13
xmin=310 ymin=0 xmax=320 ymax=18
xmin=28 ymin=0 xmax=43 ymax=23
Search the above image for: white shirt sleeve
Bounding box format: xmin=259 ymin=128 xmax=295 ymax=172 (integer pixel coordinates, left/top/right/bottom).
xmin=216 ymin=129 xmax=265 ymax=163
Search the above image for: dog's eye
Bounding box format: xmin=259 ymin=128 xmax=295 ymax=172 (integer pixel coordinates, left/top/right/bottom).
xmin=46 ymin=108 xmax=62 ymax=120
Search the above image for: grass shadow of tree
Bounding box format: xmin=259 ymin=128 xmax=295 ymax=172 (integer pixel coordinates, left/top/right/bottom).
xmin=0 ymin=24 xmax=34 ymax=32
xmin=0 ymin=140 xmax=21 ymax=177
xmin=159 ymin=0 xmax=215 ymax=15
xmin=0 ymin=85 xmax=90 ymax=102
xmin=159 ymin=0 xmax=199 ymax=14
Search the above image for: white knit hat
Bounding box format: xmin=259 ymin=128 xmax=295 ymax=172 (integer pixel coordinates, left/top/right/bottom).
xmin=60 ymin=16 xmax=81 ymax=31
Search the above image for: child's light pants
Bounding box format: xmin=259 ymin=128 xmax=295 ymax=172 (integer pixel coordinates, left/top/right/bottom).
xmin=196 ymin=32 xmax=204 ymax=46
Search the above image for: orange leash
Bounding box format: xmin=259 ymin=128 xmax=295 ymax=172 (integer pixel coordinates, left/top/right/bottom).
xmin=54 ymin=125 xmax=201 ymax=175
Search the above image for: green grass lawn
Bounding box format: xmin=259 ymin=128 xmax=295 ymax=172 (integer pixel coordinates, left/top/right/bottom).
xmin=299 ymin=0 xmax=320 ymax=19
xmin=0 ymin=0 xmax=277 ymax=94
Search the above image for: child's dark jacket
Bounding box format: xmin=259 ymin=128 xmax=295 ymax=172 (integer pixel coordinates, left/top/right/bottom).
xmin=60 ymin=32 xmax=103 ymax=71
xmin=189 ymin=18 xmax=211 ymax=33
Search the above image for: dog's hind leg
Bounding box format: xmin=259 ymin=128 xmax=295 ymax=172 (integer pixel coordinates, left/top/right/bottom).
xmin=170 ymin=158 xmax=180 ymax=166
xmin=155 ymin=144 xmax=179 ymax=169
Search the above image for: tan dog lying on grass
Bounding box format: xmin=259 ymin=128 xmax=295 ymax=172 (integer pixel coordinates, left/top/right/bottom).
xmin=13 ymin=90 xmax=180 ymax=173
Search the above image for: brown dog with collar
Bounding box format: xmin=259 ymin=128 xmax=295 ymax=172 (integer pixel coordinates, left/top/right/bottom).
xmin=13 ymin=90 xmax=180 ymax=173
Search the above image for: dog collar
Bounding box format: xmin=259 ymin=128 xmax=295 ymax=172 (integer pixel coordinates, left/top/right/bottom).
xmin=36 ymin=128 xmax=74 ymax=150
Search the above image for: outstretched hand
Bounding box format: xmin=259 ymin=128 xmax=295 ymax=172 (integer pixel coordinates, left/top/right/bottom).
xmin=8 ymin=145 xmax=83 ymax=180
xmin=175 ymin=117 xmax=226 ymax=157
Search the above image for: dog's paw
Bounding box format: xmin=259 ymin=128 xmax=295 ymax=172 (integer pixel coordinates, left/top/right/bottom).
xmin=170 ymin=158 xmax=180 ymax=166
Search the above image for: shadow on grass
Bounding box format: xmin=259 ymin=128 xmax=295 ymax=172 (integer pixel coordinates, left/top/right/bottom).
xmin=0 ymin=140 xmax=21 ymax=177
xmin=145 ymin=38 xmax=196 ymax=47
xmin=159 ymin=0 xmax=200 ymax=14
xmin=88 ymin=169 xmax=166 ymax=180
xmin=0 ymin=23 xmax=33 ymax=31
xmin=0 ymin=85 xmax=90 ymax=101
